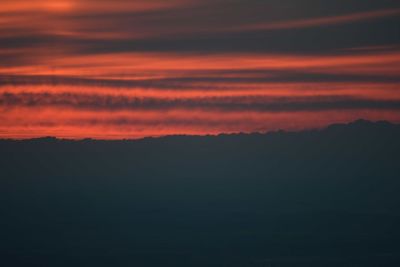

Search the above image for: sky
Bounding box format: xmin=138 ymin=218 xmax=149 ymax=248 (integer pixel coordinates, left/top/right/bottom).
xmin=0 ymin=0 xmax=399 ymax=139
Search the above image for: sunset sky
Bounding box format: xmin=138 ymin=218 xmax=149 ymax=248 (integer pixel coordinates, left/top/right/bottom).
xmin=1 ymin=0 xmax=399 ymax=139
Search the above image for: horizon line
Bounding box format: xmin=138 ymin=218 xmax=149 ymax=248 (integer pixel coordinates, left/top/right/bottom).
xmin=0 ymin=119 xmax=396 ymax=142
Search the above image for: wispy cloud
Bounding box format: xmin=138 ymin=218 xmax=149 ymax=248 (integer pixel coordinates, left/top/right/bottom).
xmin=235 ymin=8 xmax=400 ymax=31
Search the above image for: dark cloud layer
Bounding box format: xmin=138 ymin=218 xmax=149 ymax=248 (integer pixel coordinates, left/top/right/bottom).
xmin=1 ymin=0 xmax=399 ymax=58
xmin=2 ymin=92 xmax=400 ymax=112
xmin=1 ymin=71 xmax=399 ymax=89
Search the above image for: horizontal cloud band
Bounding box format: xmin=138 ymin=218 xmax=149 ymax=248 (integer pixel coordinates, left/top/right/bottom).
xmin=1 ymin=92 xmax=400 ymax=112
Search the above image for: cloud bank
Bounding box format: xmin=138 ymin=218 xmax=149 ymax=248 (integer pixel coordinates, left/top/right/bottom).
xmin=0 ymin=0 xmax=399 ymax=138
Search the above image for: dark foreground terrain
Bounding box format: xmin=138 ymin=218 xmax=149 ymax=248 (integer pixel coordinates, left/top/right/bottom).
xmin=1 ymin=120 xmax=400 ymax=266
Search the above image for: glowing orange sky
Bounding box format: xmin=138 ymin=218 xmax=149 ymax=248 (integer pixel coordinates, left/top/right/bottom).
xmin=1 ymin=0 xmax=399 ymax=139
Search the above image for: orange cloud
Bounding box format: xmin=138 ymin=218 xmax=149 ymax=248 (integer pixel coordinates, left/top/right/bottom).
xmin=1 ymin=107 xmax=400 ymax=139
xmin=1 ymin=1 xmax=399 ymax=139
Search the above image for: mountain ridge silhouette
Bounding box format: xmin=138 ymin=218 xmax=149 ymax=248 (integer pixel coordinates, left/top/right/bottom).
xmin=1 ymin=119 xmax=399 ymax=142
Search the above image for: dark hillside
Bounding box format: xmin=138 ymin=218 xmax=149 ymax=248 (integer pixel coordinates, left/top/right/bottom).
xmin=1 ymin=120 xmax=400 ymax=266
